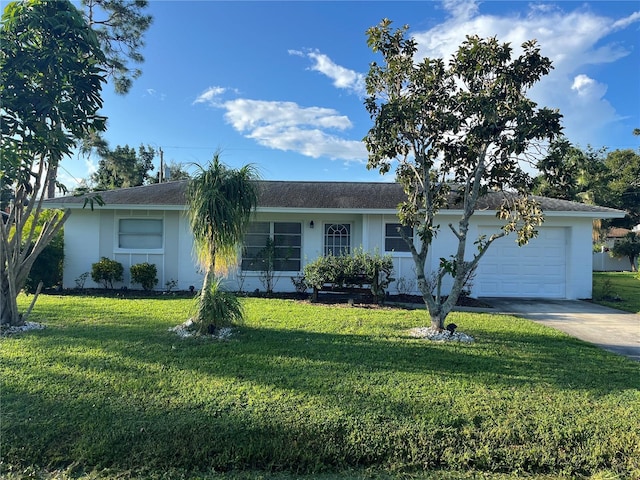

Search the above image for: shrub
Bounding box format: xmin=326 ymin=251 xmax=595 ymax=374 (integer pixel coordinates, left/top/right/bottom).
xmin=75 ymin=272 xmax=90 ymax=290
xmin=290 ymin=274 xmax=308 ymax=294
xmin=303 ymin=247 xmax=394 ymax=298
xmin=130 ymin=262 xmax=158 ymax=291
xmin=24 ymin=230 xmax=64 ymax=293
xmin=195 ymin=277 xmax=243 ymax=333
xmin=91 ymin=257 xmax=124 ymax=289
xmin=165 ymin=279 xmax=178 ymax=292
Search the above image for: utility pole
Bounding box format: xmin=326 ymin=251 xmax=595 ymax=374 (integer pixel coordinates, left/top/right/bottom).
xmin=159 ymin=147 xmax=164 ymax=183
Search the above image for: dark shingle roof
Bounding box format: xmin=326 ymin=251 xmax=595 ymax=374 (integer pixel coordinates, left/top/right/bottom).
xmin=44 ymin=180 xmax=624 ymax=216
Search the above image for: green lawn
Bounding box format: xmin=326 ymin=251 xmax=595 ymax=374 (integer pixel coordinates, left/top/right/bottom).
xmin=2 ymin=294 xmax=639 ymax=480
xmin=592 ymin=271 xmax=640 ymax=313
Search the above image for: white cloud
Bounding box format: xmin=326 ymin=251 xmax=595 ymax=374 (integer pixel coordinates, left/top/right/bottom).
xmin=409 ymin=0 xmax=639 ymax=147
xmin=222 ymin=99 xmax=367 ymax=161
xmin=193 ymin=86 xmax=228 ymax=106
xmin=571 ymin=74 xmax=605 ymax=98
xmin=612 ymin=11 xmax=640 ymax=30
xmin=291 ymin=49 xmax=366 ymax=96
xmin=144 ymin=88 xmax=166 ymax=101
xmin=224 ymin=99 xmax=352 ymax=131
xmin=194 ymin=2 xmax=638 ymax=164
xmin=441 ymin=0 xmax=478 ymax=20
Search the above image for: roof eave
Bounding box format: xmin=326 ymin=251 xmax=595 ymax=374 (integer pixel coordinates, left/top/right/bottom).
xmin=44 ymin=203 xmax=185 ymax=211
xmin=541 ymin=211 xmax=626 ymax=219
xmin=44 ymin=202 xmax=626 ymax=219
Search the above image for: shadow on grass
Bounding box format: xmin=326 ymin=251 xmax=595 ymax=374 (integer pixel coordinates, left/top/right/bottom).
xmin=4 ymin=319 xmax=640 ymax=476
xmin=22 ymin=318 xmax=640 ymax=396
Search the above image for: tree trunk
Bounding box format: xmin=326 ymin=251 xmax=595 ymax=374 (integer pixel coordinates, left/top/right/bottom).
xmin=47 ymin=165 xmax=58 ymax=199
xmin=0 ymin=268 xmax=22 ymax=326
xmin=429 ymin=310 xmax=445 ymax=331
xmin=196 ymin=247 xmax=216 ymax=323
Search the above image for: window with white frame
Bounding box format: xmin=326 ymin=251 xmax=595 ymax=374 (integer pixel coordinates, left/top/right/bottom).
xmin=324 ymin=223 xmax=351 ymax=256
xmin=242 ymin=221 xmax=302 ymax=271
xmin=385 ymin=223 xmax=412 ymax=253
xmin=118 ymin=218 xmax=163 ymax=249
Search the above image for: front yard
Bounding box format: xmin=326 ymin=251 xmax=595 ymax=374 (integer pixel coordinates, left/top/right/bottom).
xmin=1 ymin=294 xmax=639 ymax=479
xmin=592 ymin=271 xmax=640 ymax=313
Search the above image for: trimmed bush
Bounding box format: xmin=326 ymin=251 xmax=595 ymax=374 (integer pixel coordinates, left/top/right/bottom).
xmin=91 ymin=257 xmax=124 ymax=289
xmin=130 ymin=262 xmax=158 ymax=291
xmin=303 ymin=247 xmax=394 ymax=298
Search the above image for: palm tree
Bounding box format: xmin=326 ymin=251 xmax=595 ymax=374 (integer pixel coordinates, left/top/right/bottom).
xmin=185 ymin=154 xmax=259 ymax=332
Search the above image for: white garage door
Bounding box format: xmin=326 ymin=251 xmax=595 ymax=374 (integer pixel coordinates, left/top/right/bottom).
xmin=476 ymin=227 xmax=567 ymax=298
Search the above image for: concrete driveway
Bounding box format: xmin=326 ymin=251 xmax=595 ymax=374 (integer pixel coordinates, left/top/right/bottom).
xmin=483 ymin=298 xmax=640 ymax=362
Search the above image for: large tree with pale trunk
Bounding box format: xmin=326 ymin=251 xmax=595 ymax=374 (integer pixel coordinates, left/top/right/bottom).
xmin=363 ymin=19 xmax=563 ymax=330
xmin=1 ymin=0 xmax=151 ymax=327
xmin=1 ymin=0 xmax=107 ymax=326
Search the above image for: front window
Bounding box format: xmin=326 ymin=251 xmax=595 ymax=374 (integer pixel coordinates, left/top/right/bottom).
xmin=324 ymin=223 xmax=351 ymax=256
xmin=385 ymin=223 xmax=412 ymax=253
xmin=242 ymin=222 xmax=302 ymax=271
xmin=118 ymin=219 xmax=163 ymax=249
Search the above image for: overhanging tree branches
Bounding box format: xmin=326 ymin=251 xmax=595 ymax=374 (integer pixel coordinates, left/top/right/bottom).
xmin=1 ymin=0 xmax=107 ymax=326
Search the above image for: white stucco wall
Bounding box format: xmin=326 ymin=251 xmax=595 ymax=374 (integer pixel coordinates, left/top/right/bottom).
xmin=61 ymin=207 xmax=598 ymax=299
xmin=62 ymin=211 xmax=100 ymax=289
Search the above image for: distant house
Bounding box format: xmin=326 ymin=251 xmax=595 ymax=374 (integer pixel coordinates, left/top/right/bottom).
xmin=603 ymin=227 xmax=634 ymax=250
xmin=44 ymin=180 xmax=624 ymax=299
xmin=593 ymin=227 xmax=640 ymax=272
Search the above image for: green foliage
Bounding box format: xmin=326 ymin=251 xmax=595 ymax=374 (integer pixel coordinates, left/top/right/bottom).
xmin=186 ymin=153 xmax=259 ymax=326
xmin=364 ymin=21 xmax=561 ymax=327
xmin=186 ymin=154 xmax=259 ymax=274
xmin=75 ymin=272 xmax=90 ymax=290
xmin=253 ymin=237 xmax=281 ymax=294
xmin=610 ymin=232 xmax=640 ymax=272
xmin=533 ymin=139 xmax=640 ymax=228
xmin=605 ymin=149 xmax=640 ymax=226
xmin=1 ymin=0 xmax=107 ymax=326
xmin=593 ymin=272 xmax=640 ymax=313
xmin=290 ymin=274 xmax=308 ymax=294
xmin=4 ymin=294 xmax=640 ymax=478
xmin=303 ymin=248 xmax=394 ymax=297
xmin=17 ymin=212 xmax=64 ymax=293
xmin=80 ymin=0 xmax=153 ymax=94
xmin=91 ymin=257 xmax=124 ymax=289
xmin=129 ymin=262 xmax=158 ymax=291
xmin=24 ymin=230 xmax=64 ymax=293
xmin=1 ymin=0 xmax=107 ymax=164
xmin=91 ymin=144 xmax=156 ymax=190
xmin=153 ymin=160 xmax=192 ymax=182
xmin=533 ymin=138 xmax=605 ymax=201
xmin=195 ymin=278 xmax=244 ymax=332
xmin=164 ymin=278 xmax=178 ymax=292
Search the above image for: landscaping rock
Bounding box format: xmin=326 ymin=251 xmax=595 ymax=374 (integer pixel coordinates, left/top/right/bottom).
xmin=1 ymin=321 xmax=45 ymax=337
xmin=408 ymin=326 xmax=475 ymax=343
xmin=169 ymin=319 xmax=234 ymax=339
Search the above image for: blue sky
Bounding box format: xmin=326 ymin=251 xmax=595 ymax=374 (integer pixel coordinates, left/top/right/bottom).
xmin=60 ymin=0 xmax=640 ymax=189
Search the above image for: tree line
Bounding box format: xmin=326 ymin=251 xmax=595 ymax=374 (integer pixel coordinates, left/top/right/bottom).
xmin=533 ymin=136 xmax=640 ymax=231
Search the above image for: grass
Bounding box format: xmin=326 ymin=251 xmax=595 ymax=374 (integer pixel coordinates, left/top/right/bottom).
xmin=592 ymin=271 xmax=640 ymax=313
xmin=1 ymin=294 xmax=639 ymax=480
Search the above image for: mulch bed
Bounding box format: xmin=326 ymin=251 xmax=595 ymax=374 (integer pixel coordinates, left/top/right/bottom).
xmin=39 ymin=287 xmax=491 ymax=308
